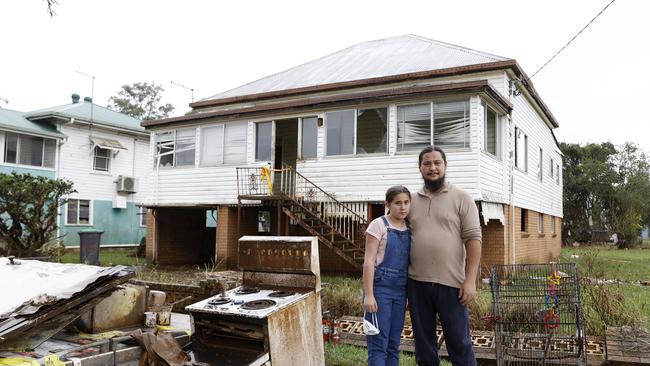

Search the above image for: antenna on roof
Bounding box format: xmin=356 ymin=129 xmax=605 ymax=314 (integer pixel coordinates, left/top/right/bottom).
xmin=76 ymin=70 xmax=95 ymax=134
xmin=170 ymin=80 xmax=195 ymax=103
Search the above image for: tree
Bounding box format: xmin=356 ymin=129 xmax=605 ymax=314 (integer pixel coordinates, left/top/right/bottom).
xmin=107 ymin=82 xmax=175 ymax=121
xmin=0 ymin=173 xmax=75 ymax=257
xmin=560 ymin=142 xmax=650 ymax=248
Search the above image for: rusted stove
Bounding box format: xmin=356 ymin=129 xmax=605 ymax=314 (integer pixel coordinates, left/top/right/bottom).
xmin=186 ymin=236 xmax=324 ymax=365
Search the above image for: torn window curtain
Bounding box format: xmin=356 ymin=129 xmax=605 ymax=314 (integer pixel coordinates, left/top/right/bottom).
xmin=397 ymin=103 xmax=431 ymax=152
xmin=433 ymin=100 xmax=469 ymax=149
xmin=154 ymin=129 xmax=195 ymax=168
xmin=156 ymin=131 xmax=174 ymax=167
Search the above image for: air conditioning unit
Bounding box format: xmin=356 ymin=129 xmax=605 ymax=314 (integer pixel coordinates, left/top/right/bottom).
xmin=116 ymin=175 xmax=137 ymax=193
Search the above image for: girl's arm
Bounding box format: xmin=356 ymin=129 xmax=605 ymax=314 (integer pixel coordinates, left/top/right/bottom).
xmin=362 ymin=233 xmax=380 ymax=313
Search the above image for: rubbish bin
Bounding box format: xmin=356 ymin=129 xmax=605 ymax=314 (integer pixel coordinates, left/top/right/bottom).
xmin=79 ymin=229 xmax=103 ymax=265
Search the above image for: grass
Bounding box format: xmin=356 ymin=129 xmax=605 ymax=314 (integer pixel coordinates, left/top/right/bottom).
xmin=324 ymin=343 xmax=451 ymax=366
xmin=57 ymin=246 xmax=649 ymax=336
xmin=59 ymin=247 xmax=143 ymax=266
xmin=561 ymin=245 xmax=650 ymax=282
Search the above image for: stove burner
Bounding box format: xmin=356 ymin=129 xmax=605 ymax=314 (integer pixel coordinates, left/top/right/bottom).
xmin=207 ymin=297 xmax=232 ymax=305
xmin=268 ymin=291 xmax=295 ymax=298
xmin=234 ymin=287 xmax=260 ymax=295
xmin=241 ymin=299 xmax=277 ymax=310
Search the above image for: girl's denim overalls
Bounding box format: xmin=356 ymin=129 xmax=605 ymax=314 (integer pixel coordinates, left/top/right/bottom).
xmin=365 ymin=216 xmax=411 ymax=366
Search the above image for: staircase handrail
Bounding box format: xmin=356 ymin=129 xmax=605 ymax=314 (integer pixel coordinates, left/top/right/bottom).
xmin=280 ymin=164 xmax=368 ymax=226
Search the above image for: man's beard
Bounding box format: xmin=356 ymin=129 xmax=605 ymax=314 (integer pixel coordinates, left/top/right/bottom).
xmin=423 ymin=175 xmax=446 ymax=192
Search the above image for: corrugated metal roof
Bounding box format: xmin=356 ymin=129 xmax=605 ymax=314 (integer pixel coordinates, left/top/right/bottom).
xmin=26 ymin=101 xmax=145 ymax=134
xmin=0 ymin=108 xmax=65 ymax=139
xmin=204 ymin=34 xmax=511 ymax=101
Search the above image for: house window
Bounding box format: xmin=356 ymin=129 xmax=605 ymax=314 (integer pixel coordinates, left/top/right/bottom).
xmin=223 ymin=122 xmax=247 ymax=164
xmin=67 ymin=199 xmax=91 ymax=225
xmin=139 ymin=206 xmax=147 ymax=227
xmin=396 ymin=100 xmax=469 ymax=152
xmin=515 ymin=127 xmax=528 ymax=172
xmin=255 ymin=121 xmax=273 ymax=161
xmin=200 ymin=125 xmax=224 ymax=166
xmin=555 ymin=162 xmax=560 ymax=184
xmin=3 ymin=132 xmax=56 ymax=168
xmin=200 ymin=122 xmax=247 ymax=166
xmin=538 ymin=213 xmax=544 ymax=234
xmin=326 ymin=110 xmax=355 ymax=156
xmin=155 ymin=128 xmax=196 ymax=167
xmin=538 ymin=148 xmax=543 ymax=181
xmin=356 ymin=108 xmax=388 ymax=154
xmin=550 ymin=157 xmax=554 ymax=178
xmin=300 ymin=117 xmax=318 ymax=159
xmin=484 ymin=105 xmax=499 ymax=158
xmin=551 ymin=216 xmax=556 ymax=235
xmin=520 ymin=208 xmax=528 ymax=232
xmin=93 ymin=147 xmax=110 ymax=172
xmin=397 ymin=103 xmax=431 ymax=152
xmin=434 ymin=100 xmax=470 ymax=149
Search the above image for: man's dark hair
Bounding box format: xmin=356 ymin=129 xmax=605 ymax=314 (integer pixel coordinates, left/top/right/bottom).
xmin=418 ymin=146 xmax=447 ymax=166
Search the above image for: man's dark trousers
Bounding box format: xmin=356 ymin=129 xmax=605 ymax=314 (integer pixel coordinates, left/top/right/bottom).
xmin=407 ymin=278 xmax=476 ymax=366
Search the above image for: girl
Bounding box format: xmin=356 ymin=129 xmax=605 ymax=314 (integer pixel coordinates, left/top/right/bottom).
xmin=362 ymin=185 xmax=412 ymax=366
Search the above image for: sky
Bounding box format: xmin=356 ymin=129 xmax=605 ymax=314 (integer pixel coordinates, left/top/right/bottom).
xmin=1 ymin=0 xmax=649 ymax=153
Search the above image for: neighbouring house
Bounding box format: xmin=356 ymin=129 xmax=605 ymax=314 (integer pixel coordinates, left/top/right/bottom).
xmin=0 ymin=94 xmax=150 ymax=249
xmin=142 ymin=35 xmax=563 ymax=273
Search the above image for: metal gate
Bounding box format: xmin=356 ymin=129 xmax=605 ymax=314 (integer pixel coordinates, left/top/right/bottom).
xmin=491 ymin=263 xmax=587 ymax=365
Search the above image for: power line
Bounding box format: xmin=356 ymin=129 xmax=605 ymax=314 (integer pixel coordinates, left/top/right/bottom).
xmin=531 ymin=0 xmax=617 ymax=79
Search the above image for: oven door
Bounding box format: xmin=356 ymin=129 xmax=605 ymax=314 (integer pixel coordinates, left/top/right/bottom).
xmin=188 ymin=311 xmax=270 ymax=366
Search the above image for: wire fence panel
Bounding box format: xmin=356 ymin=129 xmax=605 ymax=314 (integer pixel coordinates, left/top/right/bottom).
xmin=491 ymin=263 xmax=587 ymax=365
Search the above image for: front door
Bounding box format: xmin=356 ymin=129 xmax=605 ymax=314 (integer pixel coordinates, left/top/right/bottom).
xmin=272 ymin=118 xmax=298 ymax=194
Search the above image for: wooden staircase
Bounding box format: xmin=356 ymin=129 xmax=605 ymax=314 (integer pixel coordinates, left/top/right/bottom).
xmin=279 ymin=167 xmax=367 ymax=271
xmin=236 ymin=166 xmax=368 ymax=270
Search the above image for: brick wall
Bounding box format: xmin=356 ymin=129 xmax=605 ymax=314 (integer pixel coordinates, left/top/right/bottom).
xmin=512 ymin=206 xmax=562 ymax=264
xmin=480 ymin=204 xmax=562 ymax=277
xmin=215 ymin=206 xmax=259 ymax=268
xmin=145 ymin=209 xmax=154 ymax=262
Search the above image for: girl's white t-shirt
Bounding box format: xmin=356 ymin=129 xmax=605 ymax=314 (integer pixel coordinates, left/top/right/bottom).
xmin=365 ymin=215 xmax=408 ymax=266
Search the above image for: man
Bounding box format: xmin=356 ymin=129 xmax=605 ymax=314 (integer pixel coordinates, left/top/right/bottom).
xmin=407 ymin=146 xmax=482 ymax=366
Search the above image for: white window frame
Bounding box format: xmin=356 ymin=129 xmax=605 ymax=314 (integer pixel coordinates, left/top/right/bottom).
xmin=556 ymin=162 xmax=560 ymax=184
xmin=538 ymin=148 xmax=543 ymax=182
xmin=483 ymin=103 xmax=501 ymax=159
xmin=550 ymin=216 xmax=556 ymax=235
xmin=538 ymin=212 xmax=544 ymax=234
xmin=514 ymin=127 xmax=528 ymax=172
xmin=139 ymin=206 xmax=147 ymax=227
xmin=199 ymin=122 xmax=248 ymax=166
xmin=298 ymin=116 xmax=319 ymax=160
xmin=395 ymin=99 xmax=471 ymax=153
xmin=66 ymin=199 xmax=93 ymax=226
xmin=549 ymin=157 xmax=554 ymax=178
xmin=325 ymin=107 xmax=389 ymax=157
xmin=3 ymin=132 xmax=56 ymax=169
xmin=92 ymin=146 xmax=111 ymax=172
xmin=254 ymin=121 xmax=274 ymax=162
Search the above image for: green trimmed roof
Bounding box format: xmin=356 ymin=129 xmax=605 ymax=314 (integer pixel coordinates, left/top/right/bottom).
xmin=26 ymin=101 xmax=144 ymax=134
xmin=0 ymin=108 xmax=65 ymax=139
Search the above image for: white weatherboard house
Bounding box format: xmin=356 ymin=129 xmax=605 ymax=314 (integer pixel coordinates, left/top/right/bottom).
xmin=142 ymin=35 xmax=563 ymax=273
xmin=0 ymin=95 xmax=149 ymax=249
